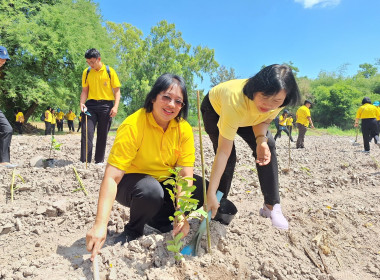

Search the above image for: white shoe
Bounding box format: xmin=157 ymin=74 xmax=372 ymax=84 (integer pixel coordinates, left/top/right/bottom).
xmin=95 ymin=162 xmax=105 ymax=166
xmin=259 ymin=204 xmax=289 ymax=230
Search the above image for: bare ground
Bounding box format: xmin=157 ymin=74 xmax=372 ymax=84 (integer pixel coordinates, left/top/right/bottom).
xmin=0 ymin=132 xmax=379 ymax=280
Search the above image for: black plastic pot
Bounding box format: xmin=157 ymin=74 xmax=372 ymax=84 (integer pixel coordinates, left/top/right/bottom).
xmin=213 ymin=198 xmax=238 ymax=225
xmin=43 ymin=158 xmax=55 ymax=168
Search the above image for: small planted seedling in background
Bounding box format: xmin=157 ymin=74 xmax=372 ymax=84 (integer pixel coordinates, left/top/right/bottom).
xmin=10 ymin=169 xmax=25 ymax=203
xmin=44 ymin=136 xmax=62 ymax=168
xmin=161 ymin=167 xmax=207 ymax=262
xmin=72 ymin=166 xmax=88 ymax=196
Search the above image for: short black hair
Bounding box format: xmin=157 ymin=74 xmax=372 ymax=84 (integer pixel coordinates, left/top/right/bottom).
xmin=243 ymin=64 xmax=300 ymax=107
xmin=85 ymin=48 xmax=101 ymax=59
xmin=143 ymin=73 xmax=188 ymax=121
xmin=362 ymin=97 xmax=371 ymax=105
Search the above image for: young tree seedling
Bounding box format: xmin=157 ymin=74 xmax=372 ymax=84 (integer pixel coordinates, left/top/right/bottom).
xmin=72 ymin=166 xmax=88 ymax=196
xmin=49 ymin=135 xmax=61 ymax=159
xmin=161 ymin=167 xmax=207 ymax=262
xmin=10 ymin=169 xmax=25 ymax=203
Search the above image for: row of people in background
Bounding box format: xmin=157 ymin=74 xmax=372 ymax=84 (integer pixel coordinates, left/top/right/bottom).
xmin=44 ymin=107 xmax=80 ymax=135
xmin=274 ymin=109 xmax=294 ymax=142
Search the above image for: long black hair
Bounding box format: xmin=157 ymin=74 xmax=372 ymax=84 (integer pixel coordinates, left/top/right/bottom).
xmin=143 ymin=73 xmax=188 ymax=121
xmin=243 ymin=64 xmax=300 ymax=107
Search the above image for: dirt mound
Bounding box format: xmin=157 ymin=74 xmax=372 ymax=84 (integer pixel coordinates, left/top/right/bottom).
xmin=0 ymin=134 xmax=379 ymax=279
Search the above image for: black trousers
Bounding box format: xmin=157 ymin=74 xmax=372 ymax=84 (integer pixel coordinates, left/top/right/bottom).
xmin=57 ymin=120 xmax=63 ymax=131
xmin=15 ymin=122 xmax=23 ymax=134
xmin=44 ymin=121 xmax=51 ymax=135
xmin=296 ymin=123 xmax=307 ymax=148
xmin=361 ymin=118 xmax=379 ymax=151
xmin=200 ymin=94 xmax=280 ymax=205
xmin=51 ymin=124 xmax=55 ymax=135
xmin=68 ymin=120 xmax=75 ymax=132
xmin=274 ymin=126 xmax=292 ymax=141
xmin=80 ymin=100 xmax=113 ymax=163
xmin=77 ymin=121 xmax=81 ymax=132
xmin=116 ymin=173 xmax=207 ymax=236
xmin=0 ymin=110 xmax=13 ymax=163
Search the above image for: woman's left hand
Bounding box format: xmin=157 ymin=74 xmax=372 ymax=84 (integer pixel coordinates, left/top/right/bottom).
xmin=256 ymin=142 xmax=271 ymax=166
xmin=172 ymin=218 xmax=190 ymax=238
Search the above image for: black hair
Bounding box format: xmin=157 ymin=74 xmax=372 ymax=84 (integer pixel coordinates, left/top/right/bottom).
xmin=85 ymin=48 xmax=101 ymax=59
xmin=243 ymin=64 xmax=300 ymax=107
xmin=362 ymin=97 xmax=371 ymax=105
xmin=304 ymin=100 xmax=312 ymax=105
xmin=143 ymin=73 xmax=188 ymax=121
xmin=46 ymin=106 xmax=51 ymax=111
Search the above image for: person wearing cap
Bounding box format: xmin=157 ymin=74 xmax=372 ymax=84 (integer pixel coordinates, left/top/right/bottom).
xmin=354 ymin=97 xmax=380 ymax=152
xmin=79 ymin=48 xmax=121 ymax=165
xmin=296 ymin=100 xmax=314 ymax=149
xmin=374 ymin=101 xmax=380 ymax=131
xmin=0 ymin=46 xmax=17 ymax=168
xmin=274 ymin=109 xmax=293 ymax=142
xmin=201 ymin=64 xmax=301 ymax=230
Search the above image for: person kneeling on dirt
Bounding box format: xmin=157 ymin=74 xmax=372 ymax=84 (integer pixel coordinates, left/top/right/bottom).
xmin=274 ymin=109 xmax=293 ymax=142
xmin=86 ymin=74 xmax=207 ymax=261
xmin=201 ymin=64 xmax=300 ymax=231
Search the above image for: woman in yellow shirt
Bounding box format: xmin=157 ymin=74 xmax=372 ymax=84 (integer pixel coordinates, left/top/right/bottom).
xmin=50 ymin=109 xmax=57 ymax=135
xmin=354 ymin=97 xmax=380 ymax=152
xmin=44 ymin=106 xmax=52 ymax=135
xmin=14 ymin=108 xmax=24 ymax=135
xmin=86 ymin=74 xmax=203 ymax=261
xmin=274 ymin=110 xmax=293 ymax=142
xmin=201 ymin=64 xmax=300 ymax=230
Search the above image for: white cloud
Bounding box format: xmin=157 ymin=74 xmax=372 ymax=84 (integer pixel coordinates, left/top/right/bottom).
xmin=294 ymin=0 xmax=341 ymax=8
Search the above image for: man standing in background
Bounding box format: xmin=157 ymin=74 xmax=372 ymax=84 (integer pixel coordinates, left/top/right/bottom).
xmin=0 ymin=46 xmax=17 ymax=168
xmin=296 ymin=100 xmax=314 ymax=149
xmin=56 ymin=108 xmax=65 ymax=132
xmin=79 ymin=48 xmax=121 ymax=165
xmin=66 ymin=109 xmax=76 ymax=132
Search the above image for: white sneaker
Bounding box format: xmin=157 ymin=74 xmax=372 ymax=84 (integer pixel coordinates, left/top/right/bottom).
xmin=259 ymin=204 xmax=289 ymax=230
xmin=95 ymin=162 xmax=105 ymax=166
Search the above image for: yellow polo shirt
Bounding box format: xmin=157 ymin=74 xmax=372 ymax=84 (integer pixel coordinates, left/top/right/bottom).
xmin=286 ymin=116 xmax=293 ymax=126
xmin=279 ymin=115 xmax=287 ymax=126
xmin=56 ymin=112 xmax=65 ymax=120
xmin=108 ymin=108 xmax=195 ymax=181
xmin=82 ymin=64 xmax=121 ymax=101
xmin=45 ymin=110 xmax=52 ymax=123
xmin=66 ymin=112 xmax=76 ymax=121
xmin=51 ymin=114 xmax=56 ymax=125
xmin=15 ymin=112 xmax=24 ymax=123
xmin=296 ymin=105 xmax=311 ymax=127
xmin=356 ymin=103 xmax=380 ymax=119
xmin=209 ymin=79 xmax=282 ymax=141
xmin=376 ymin=107 xmax=380 ymax=121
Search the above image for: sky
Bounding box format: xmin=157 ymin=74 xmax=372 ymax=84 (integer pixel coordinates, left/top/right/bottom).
xmin=93 ymin=0 xmax=380 ymax=89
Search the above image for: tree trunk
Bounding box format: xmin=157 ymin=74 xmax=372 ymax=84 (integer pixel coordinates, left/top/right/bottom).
xmin=24 ymin=101 xmax=39 ymax=123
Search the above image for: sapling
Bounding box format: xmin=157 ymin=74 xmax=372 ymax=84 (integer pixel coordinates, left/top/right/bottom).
xmin=49 ymin=135 xmax=61 ymax=159
xmin=72 ymin=166 xmax=88 ymax=196
xmin=161 ymin=167 xmax=207 ymax=262
xmin=10 ymin=169 xmax=25 ymax=203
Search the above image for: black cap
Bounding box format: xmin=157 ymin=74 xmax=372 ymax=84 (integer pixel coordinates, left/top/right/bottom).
xmin=304 ymin=100 xmax=312 ymax=105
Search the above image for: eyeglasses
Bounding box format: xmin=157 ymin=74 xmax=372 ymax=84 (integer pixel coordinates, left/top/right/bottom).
xmin=159 ymin=93 xmax=185 ymax=108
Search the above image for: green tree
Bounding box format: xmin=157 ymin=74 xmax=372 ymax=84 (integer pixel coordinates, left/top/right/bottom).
xmin=210 ymin=65 xmax=238 ymax=87
xmin=0 ymin=0 xmax=115 ymax=122
xmin=357 ymin=63 xmax=378 ymax=79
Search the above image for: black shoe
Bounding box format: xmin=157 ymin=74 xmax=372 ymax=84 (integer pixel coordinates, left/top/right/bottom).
xmin=114 ymin=226 xmax=141 ymax=245
xmin=146 ymin=220 xmax=173 ymax=233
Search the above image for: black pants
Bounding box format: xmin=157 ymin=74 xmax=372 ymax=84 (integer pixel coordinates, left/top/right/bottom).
xmin=296 ymin=123 xmax=307 ymax=148
xmin=274 ymin=126 xmax=292 ymax=141
xmin=77 ymin=121 xmax=81 ymax=132
xmin=80 ymin=100 xmax=113 ymax=163
xmin=0 ymin=110 xmax=13 ymax=163
xmin=68 ymin=120 xmax=75 ymax=132
xmin=361 ymin=118 xmax=379 ymax=151
xmin=51 ymin=124 xmax=55 ymax=135
xmin=116 ymin=173 xmax=207 ymax=236
xmin=200 ymin=94 xmax=280 ymax=205
xmin=57 ymin=120 xmax=63 ymax=131
xmin=45 ymin=121 xmax=51 ymax=135
xmin=15 ymin=122 xmax=23 ymax=134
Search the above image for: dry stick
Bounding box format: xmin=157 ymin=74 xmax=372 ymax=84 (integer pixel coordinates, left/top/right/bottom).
xmin=288 ymin=131 xmax=291 ymax=170
xmin=86 ymin=114 xmax=88 ymax=169
xmin=72 ymin=166 xmax=88 ymax=196
xmin=92 ymin=254 xmax=100 ymax=280
xmin=196 ymin=90 xmax=211 ymax=253
xmin=10 ymin=169 xmax=15 ymax=203
xmin=303 ymin=246 xmax=325 ymax=273
xmin=318 ymin=247 xmax=331 ymax=274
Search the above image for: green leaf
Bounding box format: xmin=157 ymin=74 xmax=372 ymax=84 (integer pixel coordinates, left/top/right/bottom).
xmin=163 ymin=179 xmax=176 ymax=186
xmin=174 ymin=232 xmax=184 ymax=243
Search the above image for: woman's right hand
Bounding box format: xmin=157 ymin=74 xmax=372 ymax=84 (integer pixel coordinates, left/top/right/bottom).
xmin=86 ymin=224 xmax=107 ymax=262
xmin=207 ymin=192 xmax=220 ymax=218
